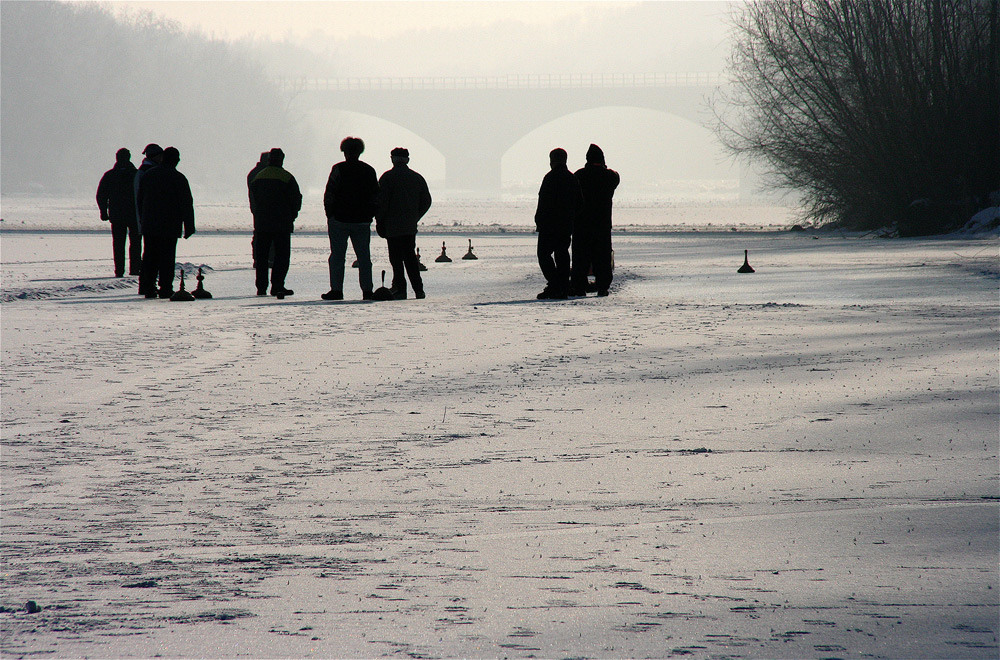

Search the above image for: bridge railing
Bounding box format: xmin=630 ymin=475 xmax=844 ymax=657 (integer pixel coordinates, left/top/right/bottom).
xmin=277 ymin=72 xmax=726 ymax=93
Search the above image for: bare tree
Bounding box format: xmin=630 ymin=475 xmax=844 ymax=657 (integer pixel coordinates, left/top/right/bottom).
xmin=715 ymin=0 xmax=999 ymax=234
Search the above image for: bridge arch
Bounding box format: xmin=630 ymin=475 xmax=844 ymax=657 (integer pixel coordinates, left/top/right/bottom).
xmin=501 ymin=105 xmax=732 ymax=193
xmin=283 ymin=74 xmax=726 ymax=193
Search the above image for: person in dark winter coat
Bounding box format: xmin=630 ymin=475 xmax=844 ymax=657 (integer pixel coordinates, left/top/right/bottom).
xmin=133 ymin=143 xmax=164 ymax=228
xmin=133 ymin=143 xmax=163 ymax=294
xmin=572 ymin=144 xmax=620 ymax=297
xmin=248 ymin=151 xmax=269 ymax=268
xmin=249 ymin=147 xmax=302 ymax=299
xmin=375 ymin=148 xmax=432 ymax=299
xmin=534 ymin=148 xmax=583 ymax=299
xmin=96 ymin=148 xmax=141 ymax=277
xmin=322 ymin=137 xmax=379 ymax=301
xmin=136 ymin=147 xmax=195 ymax=298
xmin=247 ymin=151 xmax=269 ymax=198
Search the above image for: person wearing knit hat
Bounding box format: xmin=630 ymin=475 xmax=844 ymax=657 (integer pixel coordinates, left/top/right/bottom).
xmin=571 ymin=143 xmax=620 ymax=297
xmin=249 ymin=148 xmax=302 ymax=299
xmin=131 ymin=143 xmax=165 ymax=295
xmin=374 ymin=147 xmax=432 ymax=299
xmin=136 ymin=147 xmax=196 ymax=298
xmin=534 ymin=147 xmax=583 ymax=299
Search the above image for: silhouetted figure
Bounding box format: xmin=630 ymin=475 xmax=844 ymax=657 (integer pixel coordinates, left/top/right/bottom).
xmin=535 ymin=148 xmax=583 ymax=299
xmin=136 ymin=147 xmax=195 ymax=298
xmin=248 ymin=151 xmax=269 ymax=269
xmin=322 ymin=137 xmax=379 ymax=301
xmin=247 ymin=152 xmax=269 ymax=196
xmin=435 ymin=242 xmax=451 ymax=263
xmin=375 ymin=148 xmax=432 ymax=300
xmin=572 ymin=144 xmax=620 ymax=297
xmin=96 ymin=148 xmax=141 ymax=277
xmin=133 ymin=143 xmax=163 ymax=295
xmin=249 ymin=148 xmax=302 ymax=299
xmin=134 ymin=143 xmax=164 ymax=225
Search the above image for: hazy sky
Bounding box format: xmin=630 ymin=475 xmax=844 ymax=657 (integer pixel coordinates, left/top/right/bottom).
xmin=113 ymin=1 xmax=647 ymax=41
xmin=92 ymin=1 xmax=739 ymax=193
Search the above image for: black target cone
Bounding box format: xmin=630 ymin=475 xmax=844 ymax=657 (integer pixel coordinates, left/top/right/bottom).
xmin=738 ymin=250 xmax=755 ymax=273
xmin=170 ymin=270 xmax=195 ymax=301
xmin=192 ymin=267 xmax=212 ymax=299
xmin=435 ymin=241 xmax=452 ymax=263
xmin=372 ymin=270 xmax=395 ymax=301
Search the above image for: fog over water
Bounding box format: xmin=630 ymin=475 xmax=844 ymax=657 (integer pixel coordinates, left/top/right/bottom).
xmin=3 ymin=1 xmax=765 ymax=207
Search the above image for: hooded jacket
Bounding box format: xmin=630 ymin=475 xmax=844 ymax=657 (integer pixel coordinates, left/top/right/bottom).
xmin=574 ymin=145 xmax=620 ymax=232
xmin=249 ymin=165 xmax=303 ymax=233
xmin=96 ymin=158 xmax=138 ymax=225
xmin=137 ymin=162 xmax=195 ymax=239
xmin=375 ymin=163 xmax=432 ymax=238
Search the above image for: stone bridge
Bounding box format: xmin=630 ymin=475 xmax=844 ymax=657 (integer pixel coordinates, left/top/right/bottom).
xmin=279 ymin=73 xmax=727 ymax=192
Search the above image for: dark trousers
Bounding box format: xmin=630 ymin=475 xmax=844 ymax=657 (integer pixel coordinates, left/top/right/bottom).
xmin=386 ymin=234 xmax=423 ymax=294
xmin=140 ymin=235 xmax=178 ymax=294
xmin=537 ymin=230 xmax=571 ymax=292
xmin=571 ymin=229 xmax=613 ymax=293
xmin=254 ymin=231 xmax=291 ymax=293
xmin=111 ymin=222 xmax=142 ymax=276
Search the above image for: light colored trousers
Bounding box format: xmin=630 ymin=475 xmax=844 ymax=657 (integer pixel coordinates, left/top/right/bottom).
xmin=327 ymin=220 xmax=373 ymax=293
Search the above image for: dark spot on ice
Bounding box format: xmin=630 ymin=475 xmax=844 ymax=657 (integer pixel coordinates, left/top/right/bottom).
xmin=123 ymin=580 xmax=157 ymax=588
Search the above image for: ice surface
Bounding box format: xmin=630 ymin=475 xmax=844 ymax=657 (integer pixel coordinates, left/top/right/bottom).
xmin=1 ymin=225 xmax=997 ymax=658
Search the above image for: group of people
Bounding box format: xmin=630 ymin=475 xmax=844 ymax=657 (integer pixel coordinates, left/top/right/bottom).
xmin=248 ymin=139 xmax=431 ymax=301
xmin=96 ymin=143 xmax=195 ymax=298
xmin=98 ymin=138 xmax=617 ymax=302
xmin=534 ymin=143 xmax=620 ymax=299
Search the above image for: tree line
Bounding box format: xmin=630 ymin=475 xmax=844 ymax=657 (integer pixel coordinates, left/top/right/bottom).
xmin=1 ymin=1 xmax=296 ymax=198
xmin=716 ymin=0 xmax=999 ymax=235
